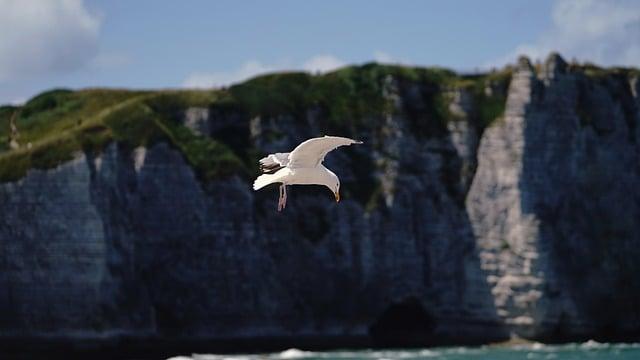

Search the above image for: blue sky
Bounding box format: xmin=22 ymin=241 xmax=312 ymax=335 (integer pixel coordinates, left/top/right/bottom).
xmin=1 ymin=0 xmax=638 ymax=104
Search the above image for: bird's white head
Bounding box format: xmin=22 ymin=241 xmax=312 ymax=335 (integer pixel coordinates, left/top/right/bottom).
xmin=322 ymin=169 xmax=340 ymax=202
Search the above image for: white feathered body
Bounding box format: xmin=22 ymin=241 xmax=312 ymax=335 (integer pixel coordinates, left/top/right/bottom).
xmin=253 ymin=165 xmax=336 ymax=190
xmin=252 ymin=136 xmax=362 ymax=206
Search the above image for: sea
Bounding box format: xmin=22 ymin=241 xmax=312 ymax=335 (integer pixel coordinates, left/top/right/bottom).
xmin=166 ymin=341 xmax=640 ymax=360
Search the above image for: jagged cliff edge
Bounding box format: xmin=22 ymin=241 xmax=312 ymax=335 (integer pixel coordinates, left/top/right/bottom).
xmin=0 ymin=53 xmax=639 ymax=352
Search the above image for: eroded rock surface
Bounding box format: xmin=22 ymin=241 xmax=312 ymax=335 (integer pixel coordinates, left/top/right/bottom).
xmin=1 ymin=54 xmax=639 ymax=349
xmin=468 ymin=54 xmax=640 ymax=340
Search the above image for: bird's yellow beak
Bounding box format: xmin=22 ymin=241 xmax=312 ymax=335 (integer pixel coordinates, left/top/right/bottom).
xmin=335 ymin=191 xmax=340 ymax=202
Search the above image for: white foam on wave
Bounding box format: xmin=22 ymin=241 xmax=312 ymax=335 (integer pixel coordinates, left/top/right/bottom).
xmin=191 ymin=354 xmax=254 ymax=360
xmin=441 ymin=346 xmax=484 ymax=355
xmin=530 ymin=342 xmax=546 ymax=350
xmin=511 ymin=339 xmax=638 ymax=353
xmin=416 ymin=349 xmax=440 ymax=357
xmin=170 ymin=341 xmax=640 ymax=360
xmin=580 ymin=339 xmax=609 ymax=349
xmin=327 ymin=351 xmax=372 ymax=358
xmin=368 ymin=350 xmax=440 ymax=358
xmin=369 ymin=351 xmax=410 ymax=359
xmin=278 ymin=348 xmax=313 ymax=359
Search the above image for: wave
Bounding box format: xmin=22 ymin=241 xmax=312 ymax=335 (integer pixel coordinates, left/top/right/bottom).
xmin=277 ymin=348 xmax=314 ymax=359
xmin=168 ymin=342 xmax=640 ymax=360
xmin=504 ymin=339 xmax=640 ymax=352
xmin=367 ymin=349 xmax=440 ymax=358
xmin=580 ymin=339 xmax=609 ymax=349
xmin=170 ymin=354 xmax=257 ymax=360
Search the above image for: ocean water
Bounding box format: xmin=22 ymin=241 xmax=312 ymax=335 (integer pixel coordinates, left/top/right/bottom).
xmin=166 ymin=341 xmax=640 ymax=360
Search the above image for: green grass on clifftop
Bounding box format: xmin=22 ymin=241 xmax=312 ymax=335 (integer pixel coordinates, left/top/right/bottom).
xmin=0 ymin=63 xmax=515 ymax=183
xmin=227 ymin=63 xmax=465 ymax=135
xmin=0 ymin=88 xmax=248 ymax=182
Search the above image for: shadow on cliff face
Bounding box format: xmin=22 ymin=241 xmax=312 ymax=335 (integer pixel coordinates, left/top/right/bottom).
xmin=235 ymin=75 xmax=508 ymax=345
xmin=290 ymin=189 xmax=331 ymax=244
xmin=81 ymin=72 xmax=508 ymax=348
xmin=368 ymin=297 xmax=436 ymax=347
xmin=206 ymin=102 xmax=252 ymax=160
xmin=519 ymin=54 xmax=640 ymax=340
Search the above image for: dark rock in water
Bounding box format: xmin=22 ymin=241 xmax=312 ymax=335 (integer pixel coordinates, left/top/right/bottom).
xmin=0 ymin=55 xmax=639 ymax=356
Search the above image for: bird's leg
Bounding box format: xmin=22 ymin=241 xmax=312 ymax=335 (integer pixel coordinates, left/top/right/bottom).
xmin=277 ymin=184 xmax=284 ymax=212
xmin=282 ymin=184 xmax=288 ymax=209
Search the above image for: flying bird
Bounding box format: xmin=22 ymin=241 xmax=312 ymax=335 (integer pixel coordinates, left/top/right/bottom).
xmin=253 ymin=136 xmax=363 ymax=211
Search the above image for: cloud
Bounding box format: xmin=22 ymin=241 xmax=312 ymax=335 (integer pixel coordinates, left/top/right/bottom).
xmin=182 ymin=60 xmax=281 ymax=88
xmin=7 ymin=97 xmax=26 ymax=105
xmin=491 ymin=0 xmax=640 ymax=67
xmin=301 ymin=54 xmax=345 ymax=73
xmin=0 ymin=0 xmax=100 ymax=82
xmin=182 ymin=52 xmax=414 ymax=89
xmin=372 ymin=50 xmax=413 ymax=65
xmin=183 ymin=55 xmax=346 ymax=89
xmin=373 ymin=51 xmax=396 ymax=63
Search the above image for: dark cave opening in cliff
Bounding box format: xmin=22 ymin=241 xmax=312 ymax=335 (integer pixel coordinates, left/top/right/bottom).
xmin=368 ymin=297 xmax=436 ymax=347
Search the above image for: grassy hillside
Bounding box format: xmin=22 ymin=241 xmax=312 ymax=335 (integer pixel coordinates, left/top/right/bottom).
xmin=0 ymin=88 xmax=247 ymax=182
xmin=0 ymin=63 xmax=513 ymax=183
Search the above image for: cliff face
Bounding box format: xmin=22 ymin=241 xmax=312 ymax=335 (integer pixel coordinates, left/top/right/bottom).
xmin=0 ymin=55 xmax=639 ymax=348
xmin=468 ymin=55 xmax=640 ymax=340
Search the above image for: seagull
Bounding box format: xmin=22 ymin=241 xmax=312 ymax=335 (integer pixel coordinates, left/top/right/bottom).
xmin=253 ymin=136 xmax=363 ymax=211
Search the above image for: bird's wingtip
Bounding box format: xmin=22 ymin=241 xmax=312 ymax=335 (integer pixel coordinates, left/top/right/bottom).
xmin=354 ymin=140 xmax=363 ymax=144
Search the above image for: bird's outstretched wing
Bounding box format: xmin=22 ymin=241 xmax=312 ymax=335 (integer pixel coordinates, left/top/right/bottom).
xmin=288 ymin=136 xmax=362 ymax=168
xmin=259 ymin=152 xmax=289 ymax=173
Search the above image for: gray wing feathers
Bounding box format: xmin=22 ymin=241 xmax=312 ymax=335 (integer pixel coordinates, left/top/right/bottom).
xmin=259 ymin=152 xmax=289 ymax=173
xmin=288 ymin=136 xmax=362 ymax=168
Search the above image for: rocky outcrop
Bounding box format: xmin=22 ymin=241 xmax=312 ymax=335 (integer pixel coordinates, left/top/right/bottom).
xmin=0 ymin=54 xmax=639 ymax=354
xmin=468 ymin=54 xmax=640 ymax=340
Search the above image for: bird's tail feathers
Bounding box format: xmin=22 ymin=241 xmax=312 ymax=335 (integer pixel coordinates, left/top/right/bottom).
xmin=253 ymin=173 xmax=278 ymax=190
